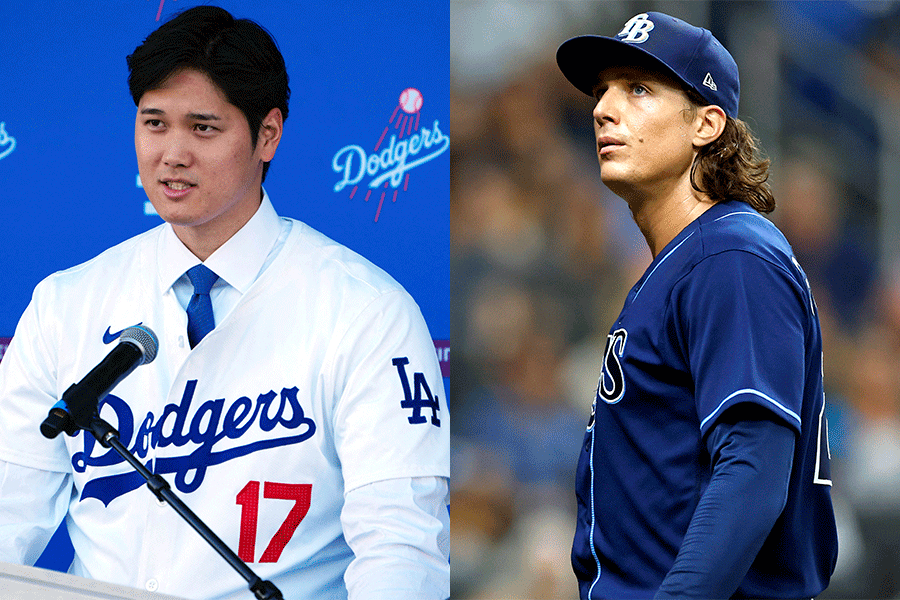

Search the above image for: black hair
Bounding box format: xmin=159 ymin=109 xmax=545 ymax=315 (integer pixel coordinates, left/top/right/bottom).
xmin=127 ymin=5 xmax=290 ymax=182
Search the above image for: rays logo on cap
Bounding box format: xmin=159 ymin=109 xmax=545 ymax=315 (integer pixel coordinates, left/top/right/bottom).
xmin=617 ymin=13 xmax=654 ymax=43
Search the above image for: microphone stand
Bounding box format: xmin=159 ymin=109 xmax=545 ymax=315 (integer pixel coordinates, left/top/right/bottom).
xmin=84 ymin=415 xmax=283 ymax=600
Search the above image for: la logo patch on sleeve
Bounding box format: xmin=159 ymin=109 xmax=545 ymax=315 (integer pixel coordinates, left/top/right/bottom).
xmin=393 ymin=357 xmax=441 ymax=427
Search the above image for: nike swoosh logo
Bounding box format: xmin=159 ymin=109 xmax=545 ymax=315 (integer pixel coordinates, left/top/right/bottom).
xmin=103 ymin=323 xmax=143 ymax=345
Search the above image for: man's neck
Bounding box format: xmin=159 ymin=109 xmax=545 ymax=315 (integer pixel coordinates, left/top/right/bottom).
xmin=618 ymin=175 xmax=716 ymax=258
xmin=173 ymin=192 xmax=264 ymax=262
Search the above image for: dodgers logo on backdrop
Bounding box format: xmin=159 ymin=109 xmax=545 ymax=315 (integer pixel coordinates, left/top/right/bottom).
xmin=0 ymin=122 xmax=16 ymax=161
xmin=332 ymin=88 xmax=450 ymax=222
xmin=73 ymin=380 xmax=317 ymax=506
xmin=618 ymin=13 xmax=655 ymax=43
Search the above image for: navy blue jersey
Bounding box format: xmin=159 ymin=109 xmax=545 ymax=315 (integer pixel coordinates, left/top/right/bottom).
xmin=572 ymin=200 xmax=838 ymax=599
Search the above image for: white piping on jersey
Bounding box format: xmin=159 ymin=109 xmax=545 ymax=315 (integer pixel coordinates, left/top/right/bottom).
xmin=633 ymin=210 xmax=773 ymax=302
xmin=712 ymin=210 xmax=765 ymax=223
xmin=711 ymin=210 xmax=783 ymax=248
xmin=700 ymin=388 xmax=802 ymax=431
xmin=588 ymin=426 xmax=602 ymax=595
xmin=633 ymin=232 xmax=695 ymax=300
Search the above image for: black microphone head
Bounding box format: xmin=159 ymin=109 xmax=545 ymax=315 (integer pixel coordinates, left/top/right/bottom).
xmin=120 ymin=325 xmax=159 ymax=365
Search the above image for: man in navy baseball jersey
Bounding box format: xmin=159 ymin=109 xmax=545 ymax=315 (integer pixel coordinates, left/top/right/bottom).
xmin=556 ymin=12 xmax=837 ymax=599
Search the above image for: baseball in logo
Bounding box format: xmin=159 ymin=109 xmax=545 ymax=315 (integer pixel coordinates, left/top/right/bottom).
xmin=332 ymin=88 xmax=449 ymax=222
xmin=399 ymin=88 xmax=423 ymax=113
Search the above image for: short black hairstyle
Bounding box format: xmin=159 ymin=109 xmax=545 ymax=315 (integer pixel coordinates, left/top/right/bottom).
xmin=127 ymin=5 xmax=290 ymax=182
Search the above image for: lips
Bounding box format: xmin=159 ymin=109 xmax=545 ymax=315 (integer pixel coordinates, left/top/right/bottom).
xmin=160 ymin=178 xmax=196 ymax=198
xmin=597 ymin=136 xmax=625 ymax=155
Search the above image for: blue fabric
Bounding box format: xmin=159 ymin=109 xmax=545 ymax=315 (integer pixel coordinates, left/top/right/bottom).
xmin=655 ymin=406 xmax=796 ymax=599
xmin=572 ymin=201 xmax=837 ymax=599
xmin=186 ymin=264 xmax=219 ymax=348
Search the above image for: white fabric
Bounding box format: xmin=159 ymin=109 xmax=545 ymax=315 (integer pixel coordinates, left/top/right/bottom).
xmin=0 ymin=192 xmax=449 ymax=599
xmin=343 ymin=477 xmax=450 ymax=600
xmin=0 ymin=461 xmax=71 ymax=566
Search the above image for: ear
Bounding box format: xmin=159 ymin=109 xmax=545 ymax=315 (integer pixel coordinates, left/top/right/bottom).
xmin=257 ymin=107 xmax=283 ymax=162
xmin=692 ymin=105 xmax=727 ymax=149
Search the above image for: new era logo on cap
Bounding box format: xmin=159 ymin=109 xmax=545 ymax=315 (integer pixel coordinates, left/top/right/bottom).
xmin=556 ymin=11 xmax=740 ymax=118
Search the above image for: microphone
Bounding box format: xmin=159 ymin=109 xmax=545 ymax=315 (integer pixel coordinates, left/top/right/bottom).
xmin=40 ymin=325 xmax=159 ymax=439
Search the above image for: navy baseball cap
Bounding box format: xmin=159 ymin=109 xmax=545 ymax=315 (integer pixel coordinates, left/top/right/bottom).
xmin=557 ymin=12 xmax=739 ymax=118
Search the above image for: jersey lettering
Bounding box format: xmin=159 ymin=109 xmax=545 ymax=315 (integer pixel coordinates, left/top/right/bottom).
xmin=598 ymin=329 xmax=628 ymax=404
xmin=814 ymin=353 xmax=832 ymax=486
xmin=814 ymin=400 xmax=832 ymax=485
xmin=393 ymin=357 xmax=441 ymax=426
xmin=795 ymin=258 xmax=831 ymax=485
xmin=617 ymin=13 xmax=654 ymax=43
xmin=73 ymin=381 xmax=317 ymax=505
xmin=586 ymin=398 xmax=597 ymax=431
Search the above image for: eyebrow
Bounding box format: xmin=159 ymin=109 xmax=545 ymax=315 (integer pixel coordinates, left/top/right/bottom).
xmin=139 ymin=108 xmax=222 ymax=121
xmin=597 ymin=67 xmax=678 ymax=87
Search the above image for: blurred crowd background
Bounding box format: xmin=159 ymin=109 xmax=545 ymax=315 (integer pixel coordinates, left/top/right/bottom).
xmin=450 ymin=1 xmax=900 ymax=598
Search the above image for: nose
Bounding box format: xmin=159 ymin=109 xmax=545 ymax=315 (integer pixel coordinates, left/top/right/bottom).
xmin=161 ymin=131 xmax=193 ymax=169
xmin=592 ymin=88 xmax=620 ymax=126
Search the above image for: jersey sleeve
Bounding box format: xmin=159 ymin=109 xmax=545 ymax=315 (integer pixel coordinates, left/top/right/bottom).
xmin=0 ymin=460 xmax=73 ymax=565
xmin=0 ymin=277 xmax=72 ymax=472
xmin=655 ymin=407 xmax=796 ymax=598
xmin=342 ymin=476 xmax=450 ymax=600
xmin=670 ymin=250 xmax=809 ymax=438
xmin=0 ymin=278 xmax=75 ymax=565
xmin=328 ymin=289 xmax=449 ymax=493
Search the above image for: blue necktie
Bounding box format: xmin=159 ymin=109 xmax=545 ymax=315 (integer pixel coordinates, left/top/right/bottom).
xmin=186 ymin=264 xmax=219 ymax=348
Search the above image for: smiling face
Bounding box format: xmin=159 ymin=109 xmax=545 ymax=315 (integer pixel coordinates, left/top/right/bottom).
xmin=135 ymin=67 xmax=281 ymax=258
xmin=591 ymin=66 xmax=700 ymax=200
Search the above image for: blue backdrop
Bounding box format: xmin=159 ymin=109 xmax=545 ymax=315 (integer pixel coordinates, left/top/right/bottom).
xmin=0 ymin=0 xmax=449 ymax=572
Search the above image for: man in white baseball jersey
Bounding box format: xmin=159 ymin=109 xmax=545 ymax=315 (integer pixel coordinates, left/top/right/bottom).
xmin=0 ymin=6 xmax=449 ymax=599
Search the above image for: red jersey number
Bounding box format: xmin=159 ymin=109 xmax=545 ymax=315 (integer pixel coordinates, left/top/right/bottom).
xmin=235 ymin=481 xmax=312 ymax=563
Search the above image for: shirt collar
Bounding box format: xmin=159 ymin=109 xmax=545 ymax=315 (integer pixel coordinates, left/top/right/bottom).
xmin=158 ymin=189 xmax=282 ymax=294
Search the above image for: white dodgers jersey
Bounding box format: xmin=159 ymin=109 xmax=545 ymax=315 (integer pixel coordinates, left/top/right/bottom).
xmin=0 ymin=218 xmax=449 ymax=599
